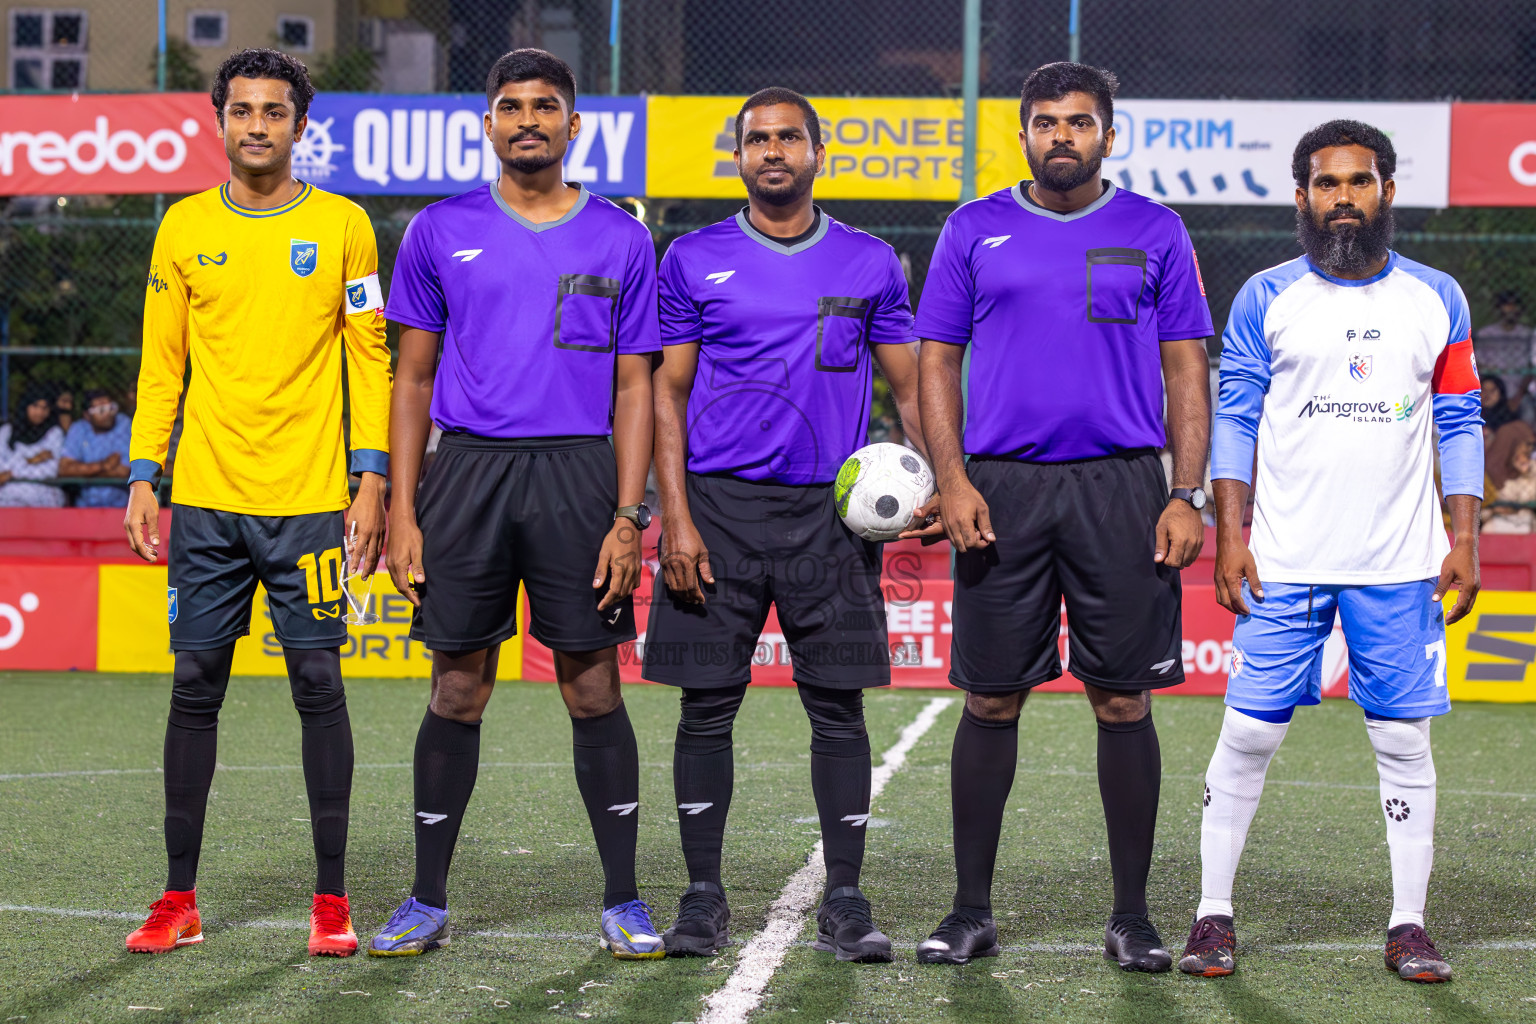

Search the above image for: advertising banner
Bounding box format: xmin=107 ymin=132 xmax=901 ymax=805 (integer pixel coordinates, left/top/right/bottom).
xmin=0 ymin=92 xmax=226 ymax=197
xmin=0 ymin=559 xmax=97 ymax=671
xmin=0 ymin=92 xmax=644 ymax=198
xmin=1103 ymin=99 xmax=1450 ymax=208
xmin=95 ymin=563 xmax=519 ymax=679
xmin=1449 ymin=103 xmax=1536 ymax=206
xmin=644 ymin=96 xmax=1450 ymax=206
xmin=297 ymin=93 xmax=645 ymax=197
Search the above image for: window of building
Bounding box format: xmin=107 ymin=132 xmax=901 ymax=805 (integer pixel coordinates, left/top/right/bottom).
xmin=9 ymin=9 xmax=88 ymax=90
xmin=186 ymin=9 xmax=227 ymax=47
xmin=276 ymin=14 xmax=313 ymax=52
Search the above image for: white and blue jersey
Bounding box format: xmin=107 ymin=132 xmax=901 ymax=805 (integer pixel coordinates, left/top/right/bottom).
xmin=1212 ymin=252 xmax=1482 ymax=717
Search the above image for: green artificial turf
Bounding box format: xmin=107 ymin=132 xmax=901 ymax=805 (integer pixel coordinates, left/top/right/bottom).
xmin=0 ymin=673 xmax=1531 ymax=1023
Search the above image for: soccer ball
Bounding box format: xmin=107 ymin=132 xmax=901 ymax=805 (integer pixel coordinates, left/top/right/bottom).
xmin=834 ymin=442 xmax=936 ymax=542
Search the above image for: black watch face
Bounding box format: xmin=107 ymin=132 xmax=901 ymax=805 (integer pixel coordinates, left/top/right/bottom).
xmin=634 ymin=503 xmax=653 ymax=528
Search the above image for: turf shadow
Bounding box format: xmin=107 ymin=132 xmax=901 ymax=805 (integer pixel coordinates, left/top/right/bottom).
xmin=1210 ymin=974 xmax=1314 ymax=1024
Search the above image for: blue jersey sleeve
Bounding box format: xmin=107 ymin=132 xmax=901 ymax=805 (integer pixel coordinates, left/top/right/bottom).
xmin=913 ymin=216 xmax=974 ymax=345
xmin=617 ymin=229 xmax=661 ymax=355
xmin=657 ymin=241 xmax=702 ymax=346
xmin=868 ymin=246 xmax=916 ymax=347
xmin=383 ymin=212 xmax=446 ymax=333
xmin=1155 ymin=217 xmax=1215 ymax=341
xmin=1211 ymin=275 xmax=1274 ymax=485
xmin=1429 ymin=277 xmax=1483 ymax=499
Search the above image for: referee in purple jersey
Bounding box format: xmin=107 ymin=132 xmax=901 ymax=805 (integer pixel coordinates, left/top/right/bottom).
xmin=913 ymin=63 xmax=1214 ymax=971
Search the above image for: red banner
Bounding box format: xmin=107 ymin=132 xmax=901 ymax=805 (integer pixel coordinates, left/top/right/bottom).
xmin=1449 ymin=103 xmax=1536 ymax=207
xmin=0 ymin=559 xmax=98 ymax=670
xmin=0 ymin=93 xmax=227 ymax=196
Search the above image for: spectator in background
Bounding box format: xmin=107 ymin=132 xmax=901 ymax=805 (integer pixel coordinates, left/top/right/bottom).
xmin=1474 ymin=291 xmax=1535 ymax=420
xmin=1483 ymin=420 xmax=1536 ymax=534
xmin=52 ymin=385 xmax=76 ymax=433
xmin=0 ymin=385 xmax=66 ymax=507
xmin=1480 ymin=374 xmax=1516 ymax=432
xmin=59 ymin=389 xmax=132 ymax=507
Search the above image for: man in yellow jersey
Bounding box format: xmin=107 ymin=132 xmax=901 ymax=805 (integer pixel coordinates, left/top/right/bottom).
xmin=120 ymin=48 xmax=391 ymax=959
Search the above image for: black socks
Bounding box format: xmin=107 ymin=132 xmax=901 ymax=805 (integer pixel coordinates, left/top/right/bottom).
xmin=571 ymin=702 xmax=641 ymax=909
xmin=410 ymin=708 xmax=481 ymax=909
xmin=286 ymin=648 xmax=351 ymax=897
xmin=1097 ymin=711 xmax=1161 ymax=917
xmin=949 ymin=706 xmax=1020 ymax=912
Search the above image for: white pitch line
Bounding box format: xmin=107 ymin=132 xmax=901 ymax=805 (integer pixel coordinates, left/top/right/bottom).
xmin=696 ymin=696 xmax=954 ymax=1024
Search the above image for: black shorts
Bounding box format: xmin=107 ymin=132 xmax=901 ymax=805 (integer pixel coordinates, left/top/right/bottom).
xmin=950 ymin=450 xmax=1183 ymax=694
xmin=168 ymin=504 xmax=348 ymax=652
xmin=410 ymin=433 xmax=636 ymax=653
xmin=642 ymin=472 xmax=890 ymax=690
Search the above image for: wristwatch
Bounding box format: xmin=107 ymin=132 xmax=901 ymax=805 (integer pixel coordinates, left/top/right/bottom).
xmin=1170 ymin=487 xmax=1207 ymax=510
xmin=615 ymin=502 xmax=652 ymax=530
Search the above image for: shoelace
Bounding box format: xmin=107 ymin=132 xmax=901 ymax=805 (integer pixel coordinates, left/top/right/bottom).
xmin=1186 ymin=918 xmax=1233 ymax=954
xmin=1112 ymin=915 xmax=1165 ymax=947
xmin=674 ymin=891 xmax=725 ymax=923
xmin=822 ymin=895 xmax=877 ymax=932
xmin=312 ymin=896 xmax=350 ymax=933
xmin=1396 ymin=927 xmax=1441 ymax=958
xmin=611 ymin=899 xmax=655 ymax=924
xmin=143 ymin=896 xmax=190 ymax=930
xmin=382 ymin=899 xmax=429 ymax=934
xmin=921 ymin=914 xmax=995 ymax=945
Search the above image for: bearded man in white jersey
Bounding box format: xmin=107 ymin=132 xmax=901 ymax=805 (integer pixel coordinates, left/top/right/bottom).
xmin=1180 ymin=120 xmax=1482 ymax=983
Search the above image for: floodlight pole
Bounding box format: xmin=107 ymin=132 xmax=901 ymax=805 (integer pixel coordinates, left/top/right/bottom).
xmin=1069 ymin=0 xmax=1081 ymax=62
xmin=959 ymin=0 xmax=979 ymax=202
xmin=609 ymin=0 xmax=621 ymax=95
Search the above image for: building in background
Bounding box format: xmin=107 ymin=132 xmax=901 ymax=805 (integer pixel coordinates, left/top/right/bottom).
xmin=6 ymin=0 xmax=335 ymax=91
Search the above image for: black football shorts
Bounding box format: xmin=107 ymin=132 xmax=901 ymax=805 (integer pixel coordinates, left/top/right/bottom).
xmin=168 ymin=504 xmax=349 ymax=651
xmin=642 ymin=472 xmax=890 ymax=690
xmin=949 ymin=449 xmax=1184 ymax=694
xmin=409 ymin=433 xmax=636 ymax=653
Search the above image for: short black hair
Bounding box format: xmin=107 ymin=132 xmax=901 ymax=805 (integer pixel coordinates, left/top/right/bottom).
xmin=83 ymin=388 xmax=113 ymax=406
xmin=486 ymin=48 xmax=577 ymax=112
xmin=211 ymin=48 xmax=315 ymax=125
xmin=1495 ymin=289 xmax=1522 ymax=306
xmin=1291 ymin=119 xmax=1396 ymax=187
xmin=1020 ymin=62 xmax=1118 ymax=129
xmin=735 ymin=87 xmax=822 ymax=151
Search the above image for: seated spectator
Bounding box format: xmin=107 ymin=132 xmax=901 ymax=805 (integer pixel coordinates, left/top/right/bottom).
xmin=1483 ymin=420 xmax=1536 ymax=534
xmin=59 ymin=389 xmax=132 ymax=507
xmin=53 ymin=386 xmax=76 ymax=434
xmin=1481 ymin=374 xmax=1516 ymax=432
xmin=0 ymin=386 xmax=66 ymax=507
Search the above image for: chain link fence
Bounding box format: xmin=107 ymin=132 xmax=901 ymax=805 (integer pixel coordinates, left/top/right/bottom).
xmin=3 ymin=0 xmax=1536 ymax=488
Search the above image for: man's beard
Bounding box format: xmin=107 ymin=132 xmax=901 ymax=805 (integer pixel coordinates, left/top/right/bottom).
xmin=1026 ymin=141 xmax=1104 ymax=192
xmin=743 ymin=162 xmax=816 ymax=206
xmin=505 ymin=131 xmax=560 ymax=174
xmin=1297 ymin=199 xmax=1395 ymax=276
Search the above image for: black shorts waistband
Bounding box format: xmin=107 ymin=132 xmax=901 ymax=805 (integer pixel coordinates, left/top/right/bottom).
xmin=436 ymin=432 xmax=609 ymax=453
xmin=689 ymin=470 xmax=831 ymax=493
xmin=968 ymin=446 xmax=1159 ymax=467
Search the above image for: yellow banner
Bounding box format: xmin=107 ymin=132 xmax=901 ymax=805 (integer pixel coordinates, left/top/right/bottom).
xmin=646 ymin=96 xmax=1030 ymax=201
xmin=1446 ymin=590 xmax=1536 ymax=703
xmin=95 ymin=564 xmax=519 ymax=679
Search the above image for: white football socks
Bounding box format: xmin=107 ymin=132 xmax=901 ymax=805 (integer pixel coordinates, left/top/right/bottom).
xmin=1195 ymin=707 xmax=1290 ymax=921
xmin=1366 ymin=715 xmax=1436 ymax=930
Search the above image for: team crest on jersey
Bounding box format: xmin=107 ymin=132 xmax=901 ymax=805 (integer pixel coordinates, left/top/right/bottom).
xmin=167 ymin=587 xmax=178 ymax=623
xmin=290 ymin=239 xmax=318 ymax=277
xmin=1348 ymin=353 xmax=1372 ymax=381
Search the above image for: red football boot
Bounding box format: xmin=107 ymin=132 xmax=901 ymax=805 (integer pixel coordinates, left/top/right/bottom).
xmin=309 ymin=893 xmax=358 ymax=957
xmin=125 ymin=890 xmax=202 ymax=953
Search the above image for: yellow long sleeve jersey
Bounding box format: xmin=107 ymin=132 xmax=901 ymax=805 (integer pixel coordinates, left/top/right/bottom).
xmin=131 ymin=182 xmax=392 ymax=515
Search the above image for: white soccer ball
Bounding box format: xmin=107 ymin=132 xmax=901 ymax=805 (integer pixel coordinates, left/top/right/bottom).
xmin=834 ymin=442 xmax=937 ymax=542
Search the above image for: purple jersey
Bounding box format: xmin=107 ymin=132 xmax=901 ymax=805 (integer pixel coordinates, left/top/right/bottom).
xmin=387 ymin=183 xmax=659 ymax=438
xmin=660 ymin=210 xmax=914 ymax=485
xmin=916 ymin=182 xmax=1213 ymax=461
